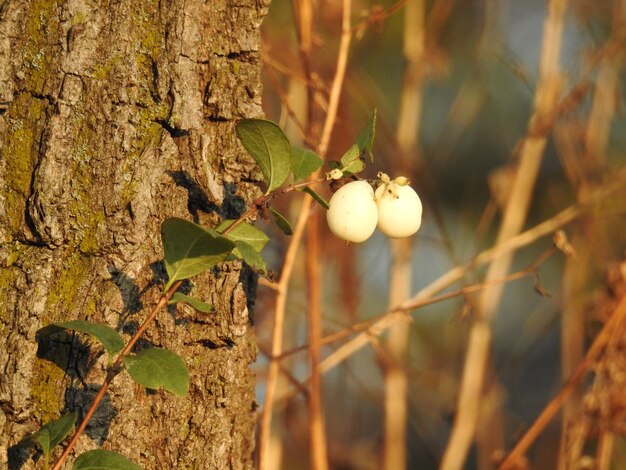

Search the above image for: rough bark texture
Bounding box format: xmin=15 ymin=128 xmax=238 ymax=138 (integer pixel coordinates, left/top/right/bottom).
xmin=0 ymin=1 xmax=268 ymax=468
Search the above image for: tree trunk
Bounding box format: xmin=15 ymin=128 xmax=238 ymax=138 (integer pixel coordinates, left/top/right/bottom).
xmin=0 ymin=1 xmax=268 ymax=468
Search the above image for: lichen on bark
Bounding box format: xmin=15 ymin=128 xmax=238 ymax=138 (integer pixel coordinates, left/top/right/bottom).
xmin=0 ymin=0 xmax=270 ymax=468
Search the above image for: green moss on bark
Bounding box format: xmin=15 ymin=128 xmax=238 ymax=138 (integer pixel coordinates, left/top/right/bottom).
xmin=0 ymin=94 xmax=49 ymax=240
xmin=30 ymin=358 xmax=66 ymax=423
xmin=45 ymin=252 xmax=94 ymax=313
xmin=19 ymin=0 xmax=62 ymax=94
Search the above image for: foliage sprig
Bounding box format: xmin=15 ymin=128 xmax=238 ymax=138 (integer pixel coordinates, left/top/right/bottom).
xmin=22 ymin=112 xmax=379 ymax=469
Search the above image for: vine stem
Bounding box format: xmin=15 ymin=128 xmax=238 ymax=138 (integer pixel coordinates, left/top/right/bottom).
xmin=50 ymin=144 xmax=328 ymax=470
xmin=219 ymin=176 xmax=328 ymax=236
xmin=51 ymin=280 xmax=183 ymax=470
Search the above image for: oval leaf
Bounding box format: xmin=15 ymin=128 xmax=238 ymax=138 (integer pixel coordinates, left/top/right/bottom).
xmin=161 ymin=218 xmax=235 ymax=290
xmin=269 ymin=208 xmax=293 ymax=235
xmin=168 ymin=292 xmax=213 ymax=313
xmin=338 ymin=156 xmax=365 ymax=175
xmin=18 ymin=412 xmax=77 ymax=457
xmin=73 ymin=449 xmax=141 ymax=470
xmin=124 ymin=347 xmax=189 ymax=397
xmin=233 ymin=241 xmax=267 ymax=271
xmin=302 ymin=187 xmax=330 ymax=210
xmin=216 ymin=220 xmax=269 ymax=252
xmin=355 ymin=109 xmax=377 ymax=163
xmin=236 ymin=119 xmax=291 ymax=193
xmin=291 ymin=147 xmax=323 ymax=181
xmin=42 ymin=320 xmax=124 ymax=356
xmin=41 ymin=412 xmax=77 ymax=453
xmin=339 ymin=110 xmax=377 ymax=172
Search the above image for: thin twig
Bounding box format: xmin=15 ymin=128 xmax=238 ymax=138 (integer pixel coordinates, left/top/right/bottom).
xmin=384 ymin=1 xmax=425 ymax=468
xmin=277 ymin=248 xmax=556 ymax=361
xmin=305 ymin=0 xmax=352 ymax=467
xmin=51 ymin=280 xmax=183 ymax=470
xmin=557 ymin=2 xmax=626 ymax=466
xmin=265 ymin=246 xmax=559 ymax=412
xmin=441 ymin=1 xmax=568 ymax=467
xmin=317 ymin=0 xmax=352 ymax=157
xmin=260 ymin=0 xmax=352 ymax=466
xmin=316 ymin=170 xmax=625 ymax=375
xmin=259 ymin=200 xmax=312 ymax=470
xmin=498 ymin=294 xmax=626 ymax=469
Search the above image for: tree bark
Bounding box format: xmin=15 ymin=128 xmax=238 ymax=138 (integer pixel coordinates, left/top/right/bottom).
xmin=0 ymin=0 xmax=268 ymax=468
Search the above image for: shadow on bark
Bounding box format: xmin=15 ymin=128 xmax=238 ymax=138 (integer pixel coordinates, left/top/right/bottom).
xmin=35 ymin=329 xmax=95 ymax=380
xmin=65 ymin=384 xmax=117 ymax=445
xmin=166 ymin=170 xmax=248 ymax=220
xmin=167 ymin=170 xmax=218 ymax=220
xmin=7 ymin=444 xmax=36 ymax=470
xmin=108 ymin=267 xmax=143 ymax=316
xmin=34 ymin=332 xmax=117 ymax=441
xmin=8 ymin=336 xmax=118 ymax=469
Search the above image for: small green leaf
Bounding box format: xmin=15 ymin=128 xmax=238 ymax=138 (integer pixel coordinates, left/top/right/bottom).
xmin=339 ymin=110 xmax=377 ymax=172
xmin=18 ymin=412 xmax=77 ymax=458
xmin=233 ymin=241 xmax=267 ymax=271
xmin=356 ymin=109 xmax=377 ymax=162
xmin=339 ymin=156 xmax=365 ymax=174
xmin=161 ymin=218 xmax=235 ymax=290
xmin=124 ymin=347 xmax=189 ymax=397
xmin=73 ymin=449 xmax=141 ymax=470
xmin=269 ymin=208 xmax=293 ymax=235
xmin=236 ymin=119 xmax=292 ymax=193
xmin=40 ymin=320 xmax=124 ymax=356
xmin=302 ymin=187 xmax=330 ymax=210
xmin=168 ymin=292 xmax=213 ymax=313
xmin=291 ymin=147 xmax=323 ymax=181
xmin=37 ymin=430 xmax=51 ymax=458
xmin=216 ymin=220 xmax=270 ymax=252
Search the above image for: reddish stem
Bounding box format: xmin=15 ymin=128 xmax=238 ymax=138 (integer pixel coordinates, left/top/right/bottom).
xmin=50 ymin=280 xmax=182 ymax=470
xmin=50 ymin=175 xmax=328 ymax=469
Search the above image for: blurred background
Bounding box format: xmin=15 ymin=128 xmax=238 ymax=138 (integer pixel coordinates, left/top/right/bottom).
xmin=254 ymin=1 xmax=626 ymax=468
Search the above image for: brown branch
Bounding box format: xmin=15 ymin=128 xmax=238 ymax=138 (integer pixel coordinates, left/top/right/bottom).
xmin=498 ymin=294 xmax=626 ymax=469
xmin=258 ymin=198 xmax=312 ymax=470
xmin=262 ymin=245 xmax=560 ymax=412
xmin=441 ymin=0 xmax=568 ymax=466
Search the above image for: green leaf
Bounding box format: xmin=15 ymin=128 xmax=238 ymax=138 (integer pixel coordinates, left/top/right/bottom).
xmin=37 ymin=430 xmax=51 ymax=458
xmin=168 ymin=292 xmax=213 ymax=313
xmin=233 ymin=241 xmax=267 ymax=271
xmin=339 ymin=110 xmax=377 ymax=173
xmin=40 ymin=320 xmax=124 ymax=356
xmin=216 ymin=220 xmax=270 ymax=252
xmin=124 ymin=347 xmax=189 ymax=397
xmin=161 ymin=218 xmax=235 ymax=290
xmin=19 ymin=412 xmax=77 ymax=458
xmin=291 ymin=147 xmax=323 ymax=181
xmin=236 ymin=119 xmax=292 ymax=193
xmin=269 ymin=208 xmax=293 ymax=235
xmin=73 ymin=449 xmax=141 ymax=470
xmin=339 ymin=157 xmax=365 ymax=174
xmin=302 ymin=187 xmax=330 ymax=210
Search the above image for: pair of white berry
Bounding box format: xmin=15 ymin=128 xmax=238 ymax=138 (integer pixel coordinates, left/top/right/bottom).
xmin=326 ymin=173 xmax=423 ymax=243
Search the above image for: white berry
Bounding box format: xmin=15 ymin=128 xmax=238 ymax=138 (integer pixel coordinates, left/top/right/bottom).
xmin=375 ymin=181 xmax=422 ymax=238
xmin=326 ymin=181 xmax=378 ymax=243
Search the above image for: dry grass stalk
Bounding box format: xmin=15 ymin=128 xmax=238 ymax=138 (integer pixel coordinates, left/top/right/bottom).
xmin=383 ymin=1 xmax=425 ymax=469
xmin=304 ymin=1 xmax=352 ymax=468
xmin=499 ymin=290 xmax=626 ymax=469
xmin=440 ymin=0 xmax=568 ymax=468
xmin=259 ymin=201 xmax=313 ymax=470
xmin=554 ymin=2 xmax=625 ymax=466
